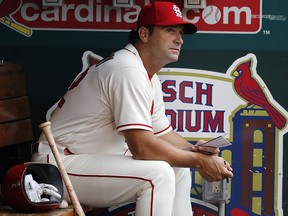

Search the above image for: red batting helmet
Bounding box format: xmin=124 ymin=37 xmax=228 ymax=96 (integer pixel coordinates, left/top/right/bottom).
xmin=1 ymin=162 xmax=63 ymax=212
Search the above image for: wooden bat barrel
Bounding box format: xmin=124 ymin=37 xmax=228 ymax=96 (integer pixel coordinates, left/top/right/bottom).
xmin=0 ymin=62 xmax=33 ymax=147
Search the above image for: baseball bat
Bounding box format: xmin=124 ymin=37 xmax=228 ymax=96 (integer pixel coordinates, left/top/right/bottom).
xmin=39 ymin=121 xmax=85 ymax=216
xmin=0 ymin=17 xmax=32 ymax=36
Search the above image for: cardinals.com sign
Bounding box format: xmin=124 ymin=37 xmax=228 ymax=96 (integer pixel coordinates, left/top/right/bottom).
xmin=0 ymin=0 xmax=261 ymax=37
xmin=79 ymin=51 xmax=287 ymax=216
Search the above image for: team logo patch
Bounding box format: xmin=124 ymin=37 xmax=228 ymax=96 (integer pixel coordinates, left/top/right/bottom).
xmin=173 ymin=5 xmax=183 ymax=18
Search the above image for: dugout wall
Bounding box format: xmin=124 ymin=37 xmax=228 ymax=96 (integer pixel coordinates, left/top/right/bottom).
xmin=0 ymin=0 xmax=287 ymax=215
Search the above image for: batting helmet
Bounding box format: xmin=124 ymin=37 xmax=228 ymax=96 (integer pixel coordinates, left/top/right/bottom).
xmin=1 ymin=162 xmax=63 ymax=212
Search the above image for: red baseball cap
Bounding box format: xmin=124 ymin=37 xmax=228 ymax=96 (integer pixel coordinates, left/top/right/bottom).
xmin=137 ymin=1 xmax=197 ymax=34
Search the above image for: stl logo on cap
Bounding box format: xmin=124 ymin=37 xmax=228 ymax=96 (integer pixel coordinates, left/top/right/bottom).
xmin=137 ymin=1 xmax=197 ymax=34
xmin=173 ymin=5 xmax=183 ymax=18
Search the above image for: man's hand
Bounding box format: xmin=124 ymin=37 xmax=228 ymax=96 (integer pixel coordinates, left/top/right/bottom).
xmin=198 ymin=156 xmax=233 ymax=182
xmin=185 ymin=140 xmax=219 ymax=155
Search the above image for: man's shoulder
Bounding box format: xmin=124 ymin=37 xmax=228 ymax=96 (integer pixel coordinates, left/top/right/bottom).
xmin=112 ymin=48 xmax=144 ymax=71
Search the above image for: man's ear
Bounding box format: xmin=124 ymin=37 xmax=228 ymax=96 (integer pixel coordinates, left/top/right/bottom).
xmin=138 ymin=26 xmax=149 ymax=43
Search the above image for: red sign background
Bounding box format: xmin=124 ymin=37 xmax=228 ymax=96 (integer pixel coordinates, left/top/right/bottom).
xmin=9 ymin=0 xmax=262 ymax=34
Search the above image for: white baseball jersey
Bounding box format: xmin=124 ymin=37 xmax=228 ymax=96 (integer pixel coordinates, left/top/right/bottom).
xmin=34 ymin=44 xmax=193 ymax=216
xmin=38 ymin=44 xmax=172 ymax=155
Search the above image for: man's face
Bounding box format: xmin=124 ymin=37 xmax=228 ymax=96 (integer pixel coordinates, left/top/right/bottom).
xmin=147 ymin=25 xmax=184 ymax=66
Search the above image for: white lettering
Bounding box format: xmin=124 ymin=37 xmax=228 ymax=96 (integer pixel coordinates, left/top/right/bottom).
xmin=183 ymin=8 xmax=200 ymax=23
xmin=223 ymin=6 xmax=252 ymax=24
xmin=18 ymin=1 xmax=257 ymax=32
xmin=62 ymin=4 xmax=74 ymax=21
xmin=75 ymin=0 xmax=93 ymax=22
xmin=41 ymin=7 xmax=59 ymax=21
xmin=123 ymin=6 xmax=140 ymax=24
xmin=104 ymin=5 xmax=121 ymax=22
xmin=21 ymin=3 xmax=39 ymax=21
xmin=173 ymin=5 xmax=183 ymax=18
xmin=144 ymin=0 xmax=151 ymax=5
xmin=96 ymin=2 xmax=102 ymax=22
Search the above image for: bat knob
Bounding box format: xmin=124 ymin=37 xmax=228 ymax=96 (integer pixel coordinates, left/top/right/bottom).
xmin=39 ymin=121 xmax=51 ymax=130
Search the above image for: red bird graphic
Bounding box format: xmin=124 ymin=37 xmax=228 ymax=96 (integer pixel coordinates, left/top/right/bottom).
xmin=232 ymin=59 xmax=286 ymax=129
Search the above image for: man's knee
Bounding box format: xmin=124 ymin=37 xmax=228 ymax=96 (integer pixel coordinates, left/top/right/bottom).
xmin=174 ymin=167 xmax=192 ymax=188
xmin=151 ymin=161 xmax=176 ymax=185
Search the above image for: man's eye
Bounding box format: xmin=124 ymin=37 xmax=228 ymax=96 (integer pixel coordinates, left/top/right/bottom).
xmin=167 ymin=28 xmax=175 ymax=34
xmin=166 ymin=28 xmax=183 ymax=35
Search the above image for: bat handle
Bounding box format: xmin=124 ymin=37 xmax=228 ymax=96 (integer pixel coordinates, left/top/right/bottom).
xmin=0 ymin=17 xmax=32 ymax=36
xmin=39 ymin=121 xmax=85 ymax=216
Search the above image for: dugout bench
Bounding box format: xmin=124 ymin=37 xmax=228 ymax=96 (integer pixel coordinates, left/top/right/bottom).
xmin=0 ymin=62 xmax=106 ymax=216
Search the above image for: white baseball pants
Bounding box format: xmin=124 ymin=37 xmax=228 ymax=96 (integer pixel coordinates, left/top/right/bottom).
xmin=32 ymin=152 xmax=193 ymax=216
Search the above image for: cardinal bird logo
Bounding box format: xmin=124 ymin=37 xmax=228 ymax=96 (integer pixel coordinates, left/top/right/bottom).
xmin=231 ymin=57 xmax=287 ymax=130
